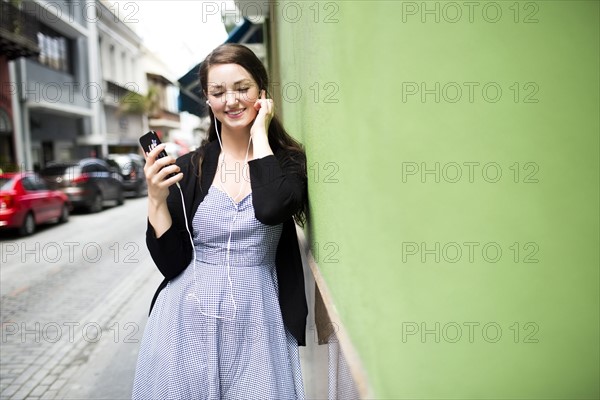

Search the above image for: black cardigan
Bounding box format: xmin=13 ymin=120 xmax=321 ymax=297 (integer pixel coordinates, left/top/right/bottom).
xmin=145 ymin=140 xmax=308 ymax=346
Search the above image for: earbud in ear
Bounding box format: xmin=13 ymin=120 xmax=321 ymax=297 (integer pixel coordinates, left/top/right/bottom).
xmin=206 ymin=100 xmax=210 ymax=105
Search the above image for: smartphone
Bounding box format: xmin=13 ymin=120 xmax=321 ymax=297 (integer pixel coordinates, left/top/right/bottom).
xmin=139 ymin=131 xmax=177 ymax=179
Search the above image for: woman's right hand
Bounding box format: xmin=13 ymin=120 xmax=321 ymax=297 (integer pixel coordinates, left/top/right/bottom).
xmin=143 ymin=143 xmax=183 ymax=205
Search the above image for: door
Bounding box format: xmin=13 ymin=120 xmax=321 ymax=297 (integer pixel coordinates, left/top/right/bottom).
xmin=20 ymin=176 xmax=49 ymax=223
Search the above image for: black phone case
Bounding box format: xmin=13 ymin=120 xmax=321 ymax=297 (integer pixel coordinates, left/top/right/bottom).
xmin=139 ymin=131 xmax=167 ymax=157
xmin=139 ymin=131 xmax=177 ymax=178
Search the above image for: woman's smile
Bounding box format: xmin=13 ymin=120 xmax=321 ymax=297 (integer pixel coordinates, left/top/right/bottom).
xmin=225 ymin=108 xmax=246 ymax=118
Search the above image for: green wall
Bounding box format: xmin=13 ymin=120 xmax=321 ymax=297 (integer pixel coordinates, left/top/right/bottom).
xmin=273 ymin=1 xmax=599 ymax=398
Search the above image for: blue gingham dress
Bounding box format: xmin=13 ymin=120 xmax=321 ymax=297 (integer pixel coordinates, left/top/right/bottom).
xmin=132 ymin=185 xmax=305 ymax=399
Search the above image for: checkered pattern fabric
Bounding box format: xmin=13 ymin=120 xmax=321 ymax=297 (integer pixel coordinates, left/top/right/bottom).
xmin=132 ymin=186 xmax=305 ymax=399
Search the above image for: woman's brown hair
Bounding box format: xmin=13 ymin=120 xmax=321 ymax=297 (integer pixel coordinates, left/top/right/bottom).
xmin=192 ymin=43 xmax=307 ymax=226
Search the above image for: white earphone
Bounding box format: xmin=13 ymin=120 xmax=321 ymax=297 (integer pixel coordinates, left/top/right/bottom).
xmin=179 ymin=96 xmax=254 ymax=322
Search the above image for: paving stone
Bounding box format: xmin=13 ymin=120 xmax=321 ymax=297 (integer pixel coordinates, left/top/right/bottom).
xmin=0 ymin=384 xmax=20 ymax=398
xmin=39 ymin=375 xmax=57 ymax=387
xmin=39 ymin=389 xmax=58 ymax=400
xmin=1 ymin=202 xmax=160 ymax=400
xmin=48 ymin=378 xmax=66 ymax=392
xmin=28 ymin=384 xmax=49 ymax=397
xmin=10 ymin=386 xmax=34 ymax=400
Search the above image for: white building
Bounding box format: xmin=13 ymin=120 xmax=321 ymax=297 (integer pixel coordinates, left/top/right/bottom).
xmin=96 ymin=0 xmax=147 ymax=154
xmin=141 ymin=49 xmax=183 ymax=153
xmin=7 ymin=0 xmax=196 ymax=167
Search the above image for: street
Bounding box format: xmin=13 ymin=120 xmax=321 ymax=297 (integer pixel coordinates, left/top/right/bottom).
xmin=0 ymin=197 xmax=329 ymax=400
xmin=0 ymin=198 xmax=163 ymax=400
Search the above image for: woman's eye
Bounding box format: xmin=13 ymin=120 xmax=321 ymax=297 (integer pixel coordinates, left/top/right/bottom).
xmin=238 ymin=88 xmax=249 ymax=92
xmin=211 ymin=92 xmax=223 ymax=97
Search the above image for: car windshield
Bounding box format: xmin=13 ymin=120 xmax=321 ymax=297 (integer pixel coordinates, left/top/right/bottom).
xmin=108 ymin=156 xmax=130 ymax=167
xmin=41 ymin=165 xmax=69 ymax=175
xmin=41 ymin=165 xmax=80 ymax=178
xmin=0 ymin=177 xmax=14 ymax=190
xmin=108 ymin=156 xmax=136 ymax=174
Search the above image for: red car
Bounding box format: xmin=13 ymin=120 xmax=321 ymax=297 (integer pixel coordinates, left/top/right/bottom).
xmin=0 ymin=172 xmax=71 ymax=236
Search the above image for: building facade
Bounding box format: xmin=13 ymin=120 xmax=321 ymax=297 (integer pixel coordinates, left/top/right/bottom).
xmin=264 ymin=2 xmax=599 ymax=399
xmin=8 ymin=0 xmax=102 ymax=170
xmin=96 ymin=0 xmax=146 ymax=155
xmin=3 ymin=0 xmax=173 ymax=169
xmin=198 ymin=0 xmax=600 ymax=398
xmin=0 ymin=0 xmax=40 ymax=171
xmin=146 ymin=71 xmax=180 ymax=145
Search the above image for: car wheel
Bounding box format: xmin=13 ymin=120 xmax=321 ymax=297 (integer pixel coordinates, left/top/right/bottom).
xmin=58 ymin=204 xmax=70 ymax=223
xmin=116 ymin=189 xmax=125 ymax=206
xmin=137 ymin=182 xmax=148 ymax=197
xmin=134 ymin=183 xmax=143 ymax=198
xmin=19 ymin=212 xmax=36 ymax=236
xmin=89 ymin=192 xmax=103 ymax=213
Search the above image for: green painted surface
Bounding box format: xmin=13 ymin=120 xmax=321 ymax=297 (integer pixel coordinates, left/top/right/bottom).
xmin=273 ymin=1 xmax=599 ymax=398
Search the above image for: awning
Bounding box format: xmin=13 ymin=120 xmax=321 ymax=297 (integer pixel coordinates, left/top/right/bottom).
xmin=224 ymin=18 xmax=263 ymax=45
xmin=177 ymin=62 xmax=206 ymax=118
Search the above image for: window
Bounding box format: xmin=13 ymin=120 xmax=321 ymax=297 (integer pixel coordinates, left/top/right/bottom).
xmin=0 ymin=108 xmax=11 ymax=133
xmin=21 ymin=176 xmax=36 ymax=191
xmin=121 ymin=52 xmax=127 ymax=82
xmin=166 ymin=85 xmax=180 ymax=113
xmin=119 ymin=117 xmax=128 ymax=131
xmin=21 ymin=176 xmax=47 ymax=191
xmin=37 ymin=25 xmax=72 ymax=74
xmin=96 ymin=163 xmax=109 ymax=173
xmin=82 ymin=163 xmax=98 ymax=174
xmin=109 ymin=45 xmax=115 ymax=78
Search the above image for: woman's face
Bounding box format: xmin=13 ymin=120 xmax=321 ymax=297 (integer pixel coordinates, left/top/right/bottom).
xmin=206 ymin=63 xmax=261 ymax=131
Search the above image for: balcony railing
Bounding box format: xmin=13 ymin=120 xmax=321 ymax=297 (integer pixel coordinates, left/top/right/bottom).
xmin=0 ymin=1 xmax=40 ymax=60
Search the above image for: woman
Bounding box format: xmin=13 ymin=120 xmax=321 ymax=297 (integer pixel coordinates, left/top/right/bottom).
xmin=132 ymin=44 xmax=308 ymax=399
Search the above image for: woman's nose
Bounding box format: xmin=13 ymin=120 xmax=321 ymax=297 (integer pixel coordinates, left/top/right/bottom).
xmin=224 ymin=91 xmax=239 ymax=105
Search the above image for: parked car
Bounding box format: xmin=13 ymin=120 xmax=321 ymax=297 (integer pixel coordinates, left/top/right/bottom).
xmin=105 ymin=153 xmax=147 ymax=198
xmin=40 ymin=158 xmax=124 ymax=213
xmin=0 ymin=172 xmax=71 ymax=236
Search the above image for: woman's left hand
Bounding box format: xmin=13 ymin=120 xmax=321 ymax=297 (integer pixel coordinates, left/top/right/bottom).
xmin=250 ymin=90 xmax=274 ymax=138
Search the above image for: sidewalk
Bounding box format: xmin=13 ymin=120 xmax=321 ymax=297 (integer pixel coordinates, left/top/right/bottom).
xmin=54 ymin=262 xmax=329 ymax=399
